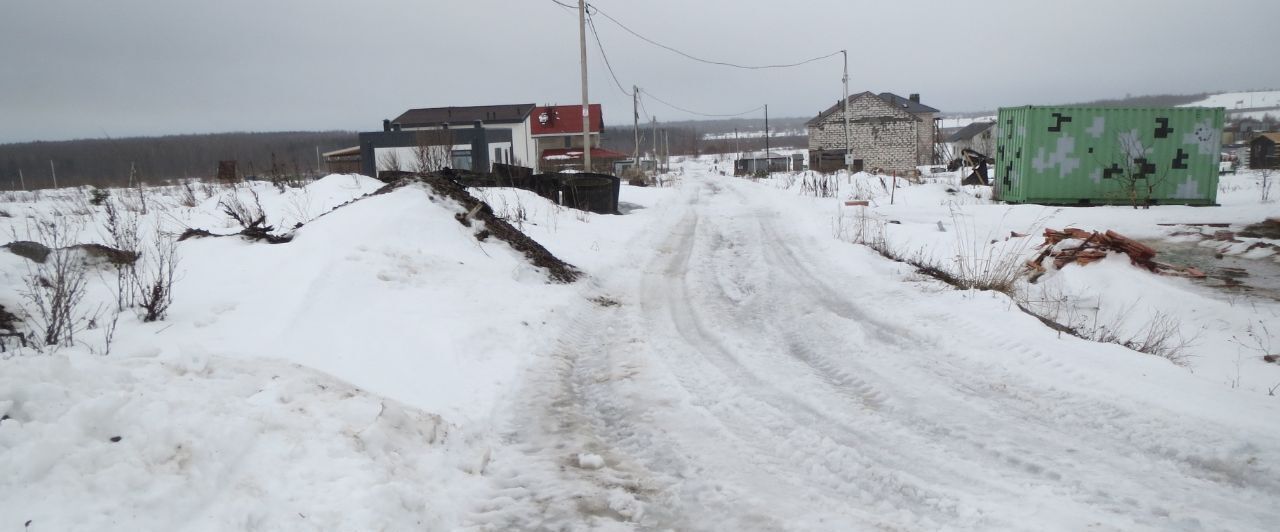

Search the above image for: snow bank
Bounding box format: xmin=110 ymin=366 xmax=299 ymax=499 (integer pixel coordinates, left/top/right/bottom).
xmin=0 ymin=353 xmax=480 ymax=531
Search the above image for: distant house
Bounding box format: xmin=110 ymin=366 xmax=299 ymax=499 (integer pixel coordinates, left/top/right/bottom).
xmin=390 ymin=103 xmax=538 ymax=171
xmin=807 ymin=92 xmax=939 ymax=174
xmin=355 ymin=103 xmax=614 ymax=178
xmin=1251 ymin=133 xmax=1280 ymax=169
xmin=945 ymin=121 xmax=996 ymax=156
xmin=530 ymin=104 xmax=621 ymax=172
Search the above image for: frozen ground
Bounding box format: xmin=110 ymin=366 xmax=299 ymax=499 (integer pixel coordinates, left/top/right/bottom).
xmin=2 ymin=162 xmax=1279 ymax=530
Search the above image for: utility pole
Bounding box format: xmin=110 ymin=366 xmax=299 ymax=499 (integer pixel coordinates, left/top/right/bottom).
xmin=764 ymin=104 xmax=770 ymax=159
xmin=18 ymin=168 xmax=25 ymax=190
xmin=632 ymin=86 xmax=640 ymax=164
xmin=651 ymin=116 xmax=658 ymax=169
xmin=577 ymin=0 xmax=592 ymax=172
xmin=734 ymin=128 xmax=740 ymax=157
xmin=50 ymin=160 xmax=57 ymax=189
xmin=663 ymin=129 xmax=669 ymax=172
xmin=842 ymin=49 xmax=852 ymax=173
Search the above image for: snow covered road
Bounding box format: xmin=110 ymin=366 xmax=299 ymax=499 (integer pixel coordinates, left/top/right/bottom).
xmin=475 ymin=174 xmax=1280 ymax=531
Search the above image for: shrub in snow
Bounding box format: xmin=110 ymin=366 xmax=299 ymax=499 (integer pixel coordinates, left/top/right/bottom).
xmin=17 ymin=219 xmax=91 ymax=349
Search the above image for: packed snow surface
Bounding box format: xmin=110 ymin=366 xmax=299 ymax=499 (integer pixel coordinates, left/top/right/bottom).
xmin=2 ymin=163 xmax=1279 ymax=530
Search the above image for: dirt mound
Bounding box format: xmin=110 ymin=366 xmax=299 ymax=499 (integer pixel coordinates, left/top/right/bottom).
xmin=1239 ymin=218 xmax=1280 ymax=240
xmin=3 ymin=241 xmax=138 ymax=266
xmin=382 ymin=172 xmax=582 ymax=284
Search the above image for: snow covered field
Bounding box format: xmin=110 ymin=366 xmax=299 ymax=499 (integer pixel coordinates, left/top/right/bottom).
xmin=2 ymin=161 xmax=1278 ymax=530
xmin=1182 ymin=90 xmax=1280 ymax=119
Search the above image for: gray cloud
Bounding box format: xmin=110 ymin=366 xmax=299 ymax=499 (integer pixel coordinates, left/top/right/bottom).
xmin=2 ymin=0 xmax=1276 ymax=143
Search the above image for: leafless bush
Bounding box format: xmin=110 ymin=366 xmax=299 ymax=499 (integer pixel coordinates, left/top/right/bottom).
xmin=219 ymin=188 xmax=266 ymax=229
xmin=17 ymin=218 xmax=91 ymax=349
xmin=134 ymin=229 xmax=179 ymax=322
xmin=832 ymin=205 xmax=886 ymax=248
xmin=800 ymin=173 xmax=838 ymax=197
xmin=379 ymin=149 xmax=404 ymax=173
xmin=1259 ymin=169 xmax=1274 ymax=203
xmin=179 ymin=181 xmax=199 ymax=207
xmin=948 ymin=207 xmax=1035 ymax=294
xmin=101 ymin=200 xmax=141 ymax=311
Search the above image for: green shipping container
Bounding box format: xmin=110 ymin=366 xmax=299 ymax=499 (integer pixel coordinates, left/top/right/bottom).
xmin=995 ymin=106 xmax=1224 ymax=205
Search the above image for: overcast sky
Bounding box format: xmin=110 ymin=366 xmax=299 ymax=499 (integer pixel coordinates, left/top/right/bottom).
xmin=2 ymin=0 xmax=1276 ymax=143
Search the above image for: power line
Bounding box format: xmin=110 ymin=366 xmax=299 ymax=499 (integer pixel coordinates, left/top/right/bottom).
xmin=588 ymin=4 xmax=841 ymax=70
xmin=640 ymin=88 xmax=764 ymax=118
xmin=585 ymin=12 xmax=633 ymax=97
xmin=548 ymin=0 xmax=575 ymax=10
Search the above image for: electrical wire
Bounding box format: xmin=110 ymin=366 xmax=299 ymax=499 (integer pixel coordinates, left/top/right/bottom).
xmin=587 ymin=4 xmax=841 ymax=70
xmin=585 ymin=12 xmax=633 ymax=97
xmin=640 ymin=88 xmax=764 ymax=118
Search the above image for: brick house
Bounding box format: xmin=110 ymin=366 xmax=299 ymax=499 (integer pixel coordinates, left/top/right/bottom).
xmin=807 ymin=92 xmax=939 ymax=174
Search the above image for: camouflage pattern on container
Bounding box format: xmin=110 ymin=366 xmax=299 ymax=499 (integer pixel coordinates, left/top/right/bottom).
xmin=995 ymin=106 xmax=1224 ymax=205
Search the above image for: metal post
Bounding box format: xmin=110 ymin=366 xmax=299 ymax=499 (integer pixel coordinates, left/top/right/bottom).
xmin=891 ymin=171 xmax=898 ymax=205
xmin=50 ymin=160 xmax=57 ymax=189
xmin=18 ymin=168 xmax=24 ymax=190
xmin=842 ymin=50 xmax=851 ymax=174
xmin=578 ymin=0 xmax=592 ymax=172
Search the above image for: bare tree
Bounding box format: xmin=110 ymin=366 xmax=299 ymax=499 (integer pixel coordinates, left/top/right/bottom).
xmin=1107 ymin=131 xmax=1173 ymax=209
xmin=378 ymin=149 xmax=403 ymax=173
xmin=18 ymin=218 xmax=91 ymax=348
xmin=411 ymin=130 xmax=455 ymax=173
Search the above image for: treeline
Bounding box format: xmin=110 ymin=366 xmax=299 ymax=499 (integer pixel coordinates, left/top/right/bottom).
xmin=600 ymin=116 xmax=809 ymax=157
xmin=0 ymin=131 xmax=357 ymax=190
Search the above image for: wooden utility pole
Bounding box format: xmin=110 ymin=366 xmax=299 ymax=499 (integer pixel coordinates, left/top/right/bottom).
xmin=18 ymin=168 xmax=25 ymax=190
xmin=764 ymin=105 xmax=770 ymax=159
xmin=633 ymin=86 xmax=640 ymax=163
xmin=578 ymin=0 xmax=592 ymax=172
xmin=663 ymin=129 xmax=669 ymax=172
xmin=651 ymin=116 xmax=658 ymax=168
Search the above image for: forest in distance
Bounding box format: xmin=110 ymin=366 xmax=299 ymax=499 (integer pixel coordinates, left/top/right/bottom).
xmin=0 ymin=116 xmax=812 ymax=190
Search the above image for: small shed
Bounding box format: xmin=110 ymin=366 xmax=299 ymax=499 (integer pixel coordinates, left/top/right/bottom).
xmin=1251 ymin=133 xmax=1280 ymax=170
xmin=322 ymin=146 xmax=362 ymax=174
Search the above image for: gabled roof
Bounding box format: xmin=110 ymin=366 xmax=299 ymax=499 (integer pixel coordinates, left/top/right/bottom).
xmin=806 ymin=91 xmax=939 ymax=126
xmin=946 ymin=121 xmax=996 ymax=143
xmin=1256 ymin=132 xmax=1280 ymax=144
xmin=531 ymin=104 xmax=604 ymax=136
xmin=393 ymin=103 xmax=536 ymax=128
xmin=878 ymin=92 xmax=939 ymax=114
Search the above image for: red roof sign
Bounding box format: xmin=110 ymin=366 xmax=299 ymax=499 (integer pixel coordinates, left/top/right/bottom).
xmin=531 ymin=104 xmax=604 ymax=136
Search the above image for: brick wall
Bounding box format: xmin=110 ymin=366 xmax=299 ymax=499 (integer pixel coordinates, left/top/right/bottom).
xmin=808 ymin=93 xmax=932 ymax=173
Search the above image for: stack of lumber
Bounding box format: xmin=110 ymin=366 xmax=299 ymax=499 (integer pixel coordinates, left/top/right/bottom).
xmin=1027 ymin=228 xmax=1205 ymax=279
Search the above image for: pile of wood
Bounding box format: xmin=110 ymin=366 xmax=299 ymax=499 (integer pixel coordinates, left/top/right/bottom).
xmin=1027 ymin=228 xmax=1205 ymax=279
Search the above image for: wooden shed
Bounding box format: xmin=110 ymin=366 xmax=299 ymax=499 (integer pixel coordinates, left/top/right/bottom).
xmin=323 ymin=146 xmax=362 ymax=174
xmin=1251 ymin=133 xmax=1280 ymax=170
